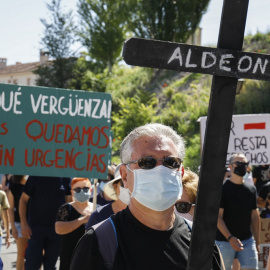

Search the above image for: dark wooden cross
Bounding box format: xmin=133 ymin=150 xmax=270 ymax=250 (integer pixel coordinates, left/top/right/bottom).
xmin=122 ymin=0 xmax=267 ymax=269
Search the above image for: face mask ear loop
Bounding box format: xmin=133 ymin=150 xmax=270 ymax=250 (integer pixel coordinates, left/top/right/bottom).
xmin=126 ymin=164 xmax=134 ymax=197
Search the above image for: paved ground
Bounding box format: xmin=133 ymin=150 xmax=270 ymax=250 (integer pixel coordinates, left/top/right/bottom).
xmin=1 ymin=232 xmax=16 ymax=269
xmin=1 ymin=231 xmax=60 ymax=270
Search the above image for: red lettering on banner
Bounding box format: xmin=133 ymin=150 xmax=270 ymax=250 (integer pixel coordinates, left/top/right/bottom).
xmin=89 ymin=154 xmax=99 ymax=171
xmin=0 ymin=123 xmax=8 ymax=135
xmin=0 ymin=146 xmax=14 ymax=166
xmin=44 ymin=150 xmax=54 ymax=167
xmin=44 ymin=124 xmax=55 ymax=142
xmin=55 ymin=149 xmax=64 ymax=168
xmin=55 ymin=124 xmax=64 ymax=143
xmin=35 ymin=149 xmax=43 ymax=166
xmin=26 ymin=120 xmax=43 ymax=141
xmin=99 ymin=127 xmax=110 ymax=148
xmin=25 ymin=149 xmax=35 ymax=167
xmin=26 ymin=120 xmax=110 ymax=148
xmin=24 ymin=148 xmax=104 ymax=172
xmin=99 ymin=154 xmax=106 ymax=172
xmin=65 ymin=149 xmax=74 ymax=168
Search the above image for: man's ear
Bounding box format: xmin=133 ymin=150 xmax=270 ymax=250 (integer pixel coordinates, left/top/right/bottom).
xmin=120 ymin=164 xmax=128 ymax=188
xmin=181 ymin=165 xmax=185 ymax=178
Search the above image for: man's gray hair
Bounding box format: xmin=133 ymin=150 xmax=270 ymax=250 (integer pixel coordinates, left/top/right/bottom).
xmin=120 ymin=123 xmax=185 ymax=164
xmin=229 ymin=153 xmax=247 ymax=164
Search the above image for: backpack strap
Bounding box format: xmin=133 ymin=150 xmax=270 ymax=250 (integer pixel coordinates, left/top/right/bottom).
xmin=182 ymin=217 xmax=192 ymax=232
xmin=92 ymin=217 xmax=118 ymax=270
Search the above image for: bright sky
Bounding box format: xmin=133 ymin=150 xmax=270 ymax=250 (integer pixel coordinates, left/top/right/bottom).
xmin=1 ymin=0 xmax=269 ymax=66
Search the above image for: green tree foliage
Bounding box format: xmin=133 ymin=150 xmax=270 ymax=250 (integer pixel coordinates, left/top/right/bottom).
xmin=69 ymin=57 xmax=109 ymax=91
xmin=126 ymin=0 xmax=210 ymax=42
xmin=234 ymin=31 xmax=270 ymax=114
xmin=34 ymin=0 xmax=77 ymax=88
xmin=235 ymin=80 xmax=270 ymax=114
xmin=77 ymin=0 xmax=127 ymax=72
xmin=243 ymin=31 xmax=270 ymax=54
xmin=111 ymin=89 xmax=159 ymax=157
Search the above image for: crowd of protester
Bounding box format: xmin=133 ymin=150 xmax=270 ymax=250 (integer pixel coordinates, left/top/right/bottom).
xmin=0 ymin=124 xmax=269 ymax=269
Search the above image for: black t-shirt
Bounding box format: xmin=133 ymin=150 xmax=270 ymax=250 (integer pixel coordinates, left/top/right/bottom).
xmin=23 ymin=176 xmax=71 ymax=226
xmin=71 ymin=207 xmax=193 ymax=270
xmin=9 ymin=181 xmax=24 ymax=223
xmin=85 ymin=203 xmax=114 ymax=230
xmin=258 ymin=182 xmax=270 ymax=201
xmin=56 ymin=203 xmax=86 ymax=270
xmin=71 ymin=208 xmax=223 ymax=270
xmin=253 ymin=165 xmax=270 ymax=192
xmin=216 ymin=180 xmax=257 ymax=241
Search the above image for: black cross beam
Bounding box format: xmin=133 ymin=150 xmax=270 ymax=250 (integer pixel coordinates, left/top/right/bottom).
xmin=122 ymin=0 xmax=259 ymax=269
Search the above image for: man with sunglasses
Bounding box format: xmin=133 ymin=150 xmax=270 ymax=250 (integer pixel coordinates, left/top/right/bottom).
xmin=216 ymin=153 xmax=259 ymax=270
xmin=71 ymin=123 xmax=224 ymax=270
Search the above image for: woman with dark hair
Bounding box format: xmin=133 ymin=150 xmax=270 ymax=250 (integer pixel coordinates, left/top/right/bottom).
xmin=8 ymin=175 xmax=28 ymax=270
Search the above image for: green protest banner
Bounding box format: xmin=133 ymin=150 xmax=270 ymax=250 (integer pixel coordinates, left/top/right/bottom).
xmin=0 ymin=83 xmax=112 ymax=179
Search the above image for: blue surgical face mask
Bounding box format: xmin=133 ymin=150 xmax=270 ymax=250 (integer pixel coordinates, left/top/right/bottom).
xmin=127 ymin=165 xmax=182 ymax=211
xmin=74 ymin=190 xmax=91 ymax=203
xmin=99 ymin=181 xmax=106 ymax=191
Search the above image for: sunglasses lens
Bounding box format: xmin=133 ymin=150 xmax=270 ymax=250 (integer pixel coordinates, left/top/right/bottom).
xmin=176 ymin=202 xmax=191 ymax=213
xmin=164 ymin=157 xmax=181 ymax=169
xmin=74 ymin=187 xmax=89 ymax=193
xmin=138 ymin=157 xmax=157 ymax=169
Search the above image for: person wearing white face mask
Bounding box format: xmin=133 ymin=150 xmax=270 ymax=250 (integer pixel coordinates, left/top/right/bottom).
xmin=90 ymin=165 xmax=116 ymax=207
xmin=71 ymin=123 xmax=224 ymax=270
xmin=85 ymin=164 xmax=129 ymax=230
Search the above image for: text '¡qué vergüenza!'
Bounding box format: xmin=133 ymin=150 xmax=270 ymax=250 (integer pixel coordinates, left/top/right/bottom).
xmin=0 ymin=91 xmax=111 ymax=119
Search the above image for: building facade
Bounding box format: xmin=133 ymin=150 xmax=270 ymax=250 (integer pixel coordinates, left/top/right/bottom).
xmin=0 ymin=51 xmax=49 ymax=86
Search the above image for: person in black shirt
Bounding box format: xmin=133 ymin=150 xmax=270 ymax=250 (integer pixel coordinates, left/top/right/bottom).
xmin=55 ymin=177 xmax=93 ymax=270
xmin=260 ymin=193 xmax=270 ymax=219
xmin=253 ymin=165 xmax=270 ymax=193
xmin=216 ymin=153 xmax=259 ymax=270
xmin=71 ymin=123 xmax=223 ymax=270
xmin=8 ymin=175 xmax=28 ymax=270
xmin=19 ymin=176 xmax=71 ymax=270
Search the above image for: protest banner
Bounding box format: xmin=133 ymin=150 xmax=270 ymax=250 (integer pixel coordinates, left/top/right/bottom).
xmin=259 ymin=219 xmax=270 ymax=269
xmin=0 ymin=83 xmax=112 ymax=179
xmin=199 ymin=114 xmax=270 ymax=165
xmin=259 ymin=244 xmax=270 ymax=270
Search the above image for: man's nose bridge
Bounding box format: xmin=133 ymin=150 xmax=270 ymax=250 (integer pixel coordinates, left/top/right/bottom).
xmin=156 ymin=160 xmax=163 ymax=166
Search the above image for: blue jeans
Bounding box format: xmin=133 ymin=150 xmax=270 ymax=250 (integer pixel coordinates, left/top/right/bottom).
xmin=25 ymin=226 xmax=60 ymax=270
xmin=216 ymin=237 xmax=258 ymax=270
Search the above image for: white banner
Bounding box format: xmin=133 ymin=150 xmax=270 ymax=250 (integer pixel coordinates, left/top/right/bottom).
xmin=198 ymin=114 xmax=270 ymax=165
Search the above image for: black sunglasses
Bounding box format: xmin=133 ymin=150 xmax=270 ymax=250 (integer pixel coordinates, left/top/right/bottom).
xmin=175 ymin=202 xmax=195 ymax=213
xmin=73 ymin=187 xmax=90 ymax=193
xmin=126 ymin=156 xmax=182 ymax=170
xmin=230 ymin=161 xmax=249 ymax=166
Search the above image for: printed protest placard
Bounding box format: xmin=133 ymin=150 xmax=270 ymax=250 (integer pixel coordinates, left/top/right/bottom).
xmin=198 ymin=114 xmax=270 ymax=165
xmin=0 ymin=83 xmax=112 ymax=179
xmin=259 ymin=244 xmax=270 ymax=269
xmin=260 ymin=218 xmax=270 ymax=244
